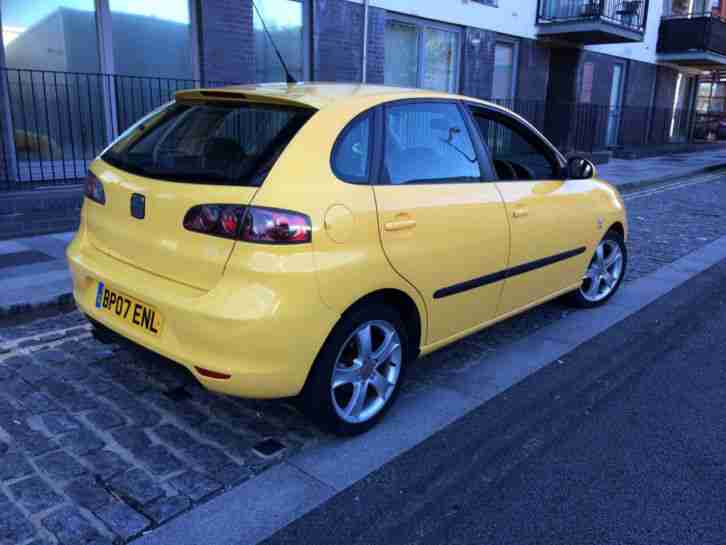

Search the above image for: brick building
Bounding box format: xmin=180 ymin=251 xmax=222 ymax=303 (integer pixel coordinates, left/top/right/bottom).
xmin=1 ymin=0 xmax=726 ymax=192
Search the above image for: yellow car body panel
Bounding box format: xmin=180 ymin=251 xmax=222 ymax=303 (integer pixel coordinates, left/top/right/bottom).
xmin=68 ymin=207 xmax=340 ymax=399
xmin=67 ymin=83 xmax=627 ymax=400
xmin=373 ymin=182 xmax=509 ymax=343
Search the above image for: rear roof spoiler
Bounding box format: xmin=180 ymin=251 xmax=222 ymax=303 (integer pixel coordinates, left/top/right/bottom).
xmin=175 ymin=89 xmax=316 ymax=110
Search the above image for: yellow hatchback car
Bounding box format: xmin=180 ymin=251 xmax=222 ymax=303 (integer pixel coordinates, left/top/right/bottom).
xmin=67 ymin=83 xmax=627 ymax=435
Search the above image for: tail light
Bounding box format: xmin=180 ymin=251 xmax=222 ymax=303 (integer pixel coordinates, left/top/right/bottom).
xmin=183 ymin=204 xmax=311 ymax=244
xmin=84 ymin=173 xmax=106 ymax=205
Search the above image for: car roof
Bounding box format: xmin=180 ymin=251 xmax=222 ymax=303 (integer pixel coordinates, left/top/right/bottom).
xmin=175 ymin=82 xmax=493 ymax=110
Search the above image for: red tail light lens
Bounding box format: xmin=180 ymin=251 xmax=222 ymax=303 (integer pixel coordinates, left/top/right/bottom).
xmin=84 ymin=173 xmax=106 ymax=205
xmin=183 ymin=205 xmax=243 ymax=238
xmin=241 ymin=207 xmax=311 ymax=244
xmin=183 ymin=205 xmax=311 ymax=244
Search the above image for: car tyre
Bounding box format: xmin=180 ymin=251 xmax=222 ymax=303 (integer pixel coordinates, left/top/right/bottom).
xmin=299 ymin=302 xmax=409 ymax=436
xmin=568 ymin=230 xmax=627 ymax=309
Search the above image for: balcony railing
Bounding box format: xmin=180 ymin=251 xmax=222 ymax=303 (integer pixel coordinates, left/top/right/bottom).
xmin=537 ymin=0 xmax=648 ymax=42
xmin=657 ymin=14 xmax=726 ymax=63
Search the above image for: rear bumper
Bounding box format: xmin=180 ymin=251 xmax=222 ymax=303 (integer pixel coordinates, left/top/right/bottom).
xmin=66 ymin=222 xmax=339 ymax=399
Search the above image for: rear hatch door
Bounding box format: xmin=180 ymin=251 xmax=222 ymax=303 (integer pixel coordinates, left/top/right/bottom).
xmin=85 ymin=94 xmax=314 ymax=290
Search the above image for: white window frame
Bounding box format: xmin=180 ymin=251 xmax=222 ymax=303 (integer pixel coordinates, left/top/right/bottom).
xmin=493 ymin=36 xmax=519 ymax=101
xmin=384 ymin=13 xmax=462 ymax=93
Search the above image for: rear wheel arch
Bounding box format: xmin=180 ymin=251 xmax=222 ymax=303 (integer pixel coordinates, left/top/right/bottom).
xmin=340 ymin=289 xmax=423 ymax=360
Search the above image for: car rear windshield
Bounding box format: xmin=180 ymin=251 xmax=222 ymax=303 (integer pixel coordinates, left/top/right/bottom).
xmin=102 ymin=101 xmax=315 ymax=186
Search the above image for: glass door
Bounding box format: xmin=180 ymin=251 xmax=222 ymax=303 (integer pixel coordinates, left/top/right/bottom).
xmin=423 ymin=28 xmax=457 ymax=92
xmin=606 ymin=64 xmax=624 ymax=146
xmin=492 ymin=42 xmax=516 ymax=101
xmin=384 ymin=21 xmax=419 ymax=88
xmin=384 ymin=17 xmax=460 ymax=93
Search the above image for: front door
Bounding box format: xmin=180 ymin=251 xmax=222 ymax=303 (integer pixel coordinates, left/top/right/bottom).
xmin=467 ymin=104 xmax=595 ymax=316
xmin=373 ymin=101 xmax=510 ymax=344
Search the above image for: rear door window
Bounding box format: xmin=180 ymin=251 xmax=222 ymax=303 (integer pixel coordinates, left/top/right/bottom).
xmin=383 ymin=102 xmax=481 ymax=185
xmin=103 ymin=102 xmax=315 ymax=186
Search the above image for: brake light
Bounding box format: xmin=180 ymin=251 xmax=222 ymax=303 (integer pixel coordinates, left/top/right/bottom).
xmin=241 ymin=207 xmax=311 ymax=244
xmin=183 ymin=205 xmax=311 ymax=244
xmin=84 ymin=173 xmax=106 ymax=205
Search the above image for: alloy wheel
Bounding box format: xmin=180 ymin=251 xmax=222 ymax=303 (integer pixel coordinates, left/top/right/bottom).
xmin=330 ymin=320 xmax=402 ymax=424
xmin=580 ymin=239 xmax=624 ymax=303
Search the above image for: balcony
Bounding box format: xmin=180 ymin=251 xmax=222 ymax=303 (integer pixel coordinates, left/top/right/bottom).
xmin=657 ymin=15 xmax=726 ymax=68
xmin=536 ymin=0 xmax=648 ymax=44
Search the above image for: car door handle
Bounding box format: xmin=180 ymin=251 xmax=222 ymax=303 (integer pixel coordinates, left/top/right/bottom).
xmin=384 ymin=219 xmax=417 ymax=231
xmin=512 ymin=207 xmax=529 ymax=218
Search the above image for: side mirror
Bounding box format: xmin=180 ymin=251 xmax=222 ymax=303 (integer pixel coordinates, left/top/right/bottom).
xmin=567 ymin=157 xmax=596 ymax=180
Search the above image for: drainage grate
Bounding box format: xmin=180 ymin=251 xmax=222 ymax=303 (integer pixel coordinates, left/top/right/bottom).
xmin=253 ymin=438 xmax=286 ymax=458
xmin=164 ymin=387 xmax=192 ymax=402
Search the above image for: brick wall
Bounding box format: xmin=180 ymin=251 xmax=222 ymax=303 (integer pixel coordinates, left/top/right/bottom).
xmin=621 ymin=59 xmax=657 ymax=147
xmin=197 ymin=0 xmax=254 ymax=84
xmin=544 ymin=47 xmax=583 ymax=149
xmin=579 ymin=50 xmax=626 ymax=106
xmin=460 ymin=28 xmax=496 ymax=99
xmin=516 ymin=37 xmax=550 ymax=102
xmin=365 ymin=7 xmax=386 ymax=84
xmin=312 ymin=0 xmax=362 ymax=82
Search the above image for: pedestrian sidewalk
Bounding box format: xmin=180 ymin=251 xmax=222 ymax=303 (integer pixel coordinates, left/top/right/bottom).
xmin=596 ymin=147 xmax=726 ymax=189
xmin=2 ymin=148 xmax=726 ymax=315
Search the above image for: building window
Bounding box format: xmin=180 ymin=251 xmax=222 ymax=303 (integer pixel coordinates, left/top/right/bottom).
xmin=492 ymin=41 xmax=517 ymax=101
xmin=0 ymin=0 xmax=201 ymax=182
xmin=109 ymin=0 xmax=194 ymax=79
xmin=384 ymin=16 xmax=460 ymax=93
xmin=2 ymin=1 xmax=100 ymax=72
xmin=254 ymin=0 xmax=306 ymax=83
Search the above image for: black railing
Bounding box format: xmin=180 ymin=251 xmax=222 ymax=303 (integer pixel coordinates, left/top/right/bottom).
xmin=491 ymin=99 xmax=693 ymax=153
xmin=0 ymin=68 xmax=699 ymax=190
xmin=657 ymin=14 xmax=726 ymax=57
xmin=0 ymin=68 xmax=236 ymax=189
xmin=537 ymin=0 xmax=648 ymax=32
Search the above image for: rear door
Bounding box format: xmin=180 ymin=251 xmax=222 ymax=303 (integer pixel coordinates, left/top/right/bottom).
xmin=373 ymin=101 xmax=509 ymax=344
xmin=86 ymin=100 xmax=313 ymax=291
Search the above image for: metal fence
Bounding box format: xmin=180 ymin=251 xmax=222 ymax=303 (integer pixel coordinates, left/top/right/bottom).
xmin=489 ymin=98 xmax=693 ymax=154
xmin=0 ymin=68 xmax=699 ymax=190
xmin=0 ymin=68 xmax=235 ymax=189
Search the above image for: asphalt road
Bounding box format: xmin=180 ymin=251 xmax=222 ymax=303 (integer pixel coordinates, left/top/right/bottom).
xmin=264 ymin=258 xmax=726 ymax=545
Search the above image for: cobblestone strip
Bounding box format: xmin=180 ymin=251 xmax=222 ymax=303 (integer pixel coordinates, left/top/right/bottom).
xmin=0 ymin=316 xmax=323 ymax=544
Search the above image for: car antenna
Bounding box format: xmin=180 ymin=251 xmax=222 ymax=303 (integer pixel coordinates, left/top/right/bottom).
xmin=252 ymin=0 xmax=297 ymax=84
